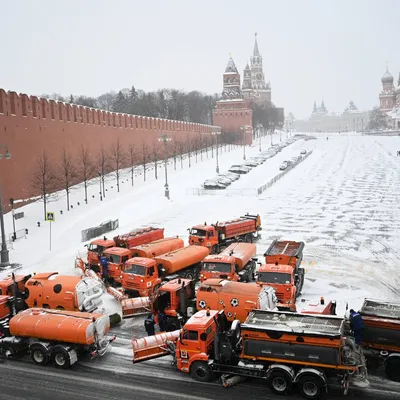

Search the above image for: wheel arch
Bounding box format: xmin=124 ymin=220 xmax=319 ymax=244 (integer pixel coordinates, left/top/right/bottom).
xmin=266 ymin=363 xmax=295 ymax=381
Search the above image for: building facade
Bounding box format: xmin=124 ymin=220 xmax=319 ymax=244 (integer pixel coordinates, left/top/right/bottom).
xmin=291 ymin=100 xmax=370 ymax=133
xmin=378 ymin=67 xmax=400 ymax=129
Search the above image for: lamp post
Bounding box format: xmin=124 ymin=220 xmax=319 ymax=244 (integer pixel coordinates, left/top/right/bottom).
xmin=0 ymin=145 xmax=11 ymax=267
xmin=257 ymin=124 xmax=262 ymax=152
xmin=240 ymin=126 xmax=246 ymax=160
xmin=269 ymin=122 xmax=273 ymax=146
xmin=212 ymin=129 xmax=221 ymax=174
xmin=158 ymin=134 xmax=172 ymax=200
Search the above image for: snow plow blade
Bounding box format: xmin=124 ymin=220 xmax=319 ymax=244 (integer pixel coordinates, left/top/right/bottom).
xmin=132 ymin=330 xmax=180 ymax=363
xmin=122 ymin=297 xmax=151 ymax=318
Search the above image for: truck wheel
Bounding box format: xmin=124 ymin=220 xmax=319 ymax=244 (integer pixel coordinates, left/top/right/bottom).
xmin=298 ymin=375 xmax=324 ymax=400
xmin=385 ymin=357 xmax=400 ymax=382
xmin=52 ymin=347 xmax=71 ymax=369
xmin=30 ymin=344 xmax=50 ymax=366
xmin=244 ymin=234 xmax=253 ymax=243
xmin=190 ymin=361 xmax=212 ymax=382
xmin=184 ymin=271 xmax=195 ymax=280
xmin=268 ymin=370 xmax=293 ymax=395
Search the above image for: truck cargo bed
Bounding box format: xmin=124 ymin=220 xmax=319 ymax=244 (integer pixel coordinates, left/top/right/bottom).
xmin=360 ymin=299 xmax=400 ymax=320
xmin=264 ymin=240 xmax=304 ymax=257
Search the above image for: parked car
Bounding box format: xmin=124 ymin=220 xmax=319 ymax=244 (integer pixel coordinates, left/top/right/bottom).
xmin=203 ymin=180 xmax=226 ymax=189
xmin=244 ymin=160 xmax=259 ymax=167
xmin=300 ymin=149 xmax=307 ymax=155
xmin=215 ymin=176 xmax=232 ymax=185
xmin=224 ymin=172 xmax=240 ymax=181
xmin=228 ymin=165 xmax=251 ymax=174
xmin=279 ymin=161 xmax=288 ymax=170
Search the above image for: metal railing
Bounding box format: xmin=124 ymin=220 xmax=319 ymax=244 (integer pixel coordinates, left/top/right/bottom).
xmin=81 ymin=219 xmax=119 ymax=242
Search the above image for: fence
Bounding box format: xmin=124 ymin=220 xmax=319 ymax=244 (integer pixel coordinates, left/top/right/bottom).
xmin=81 ymin=219 xmax=119 ymax=242
xmin=256 ymin=150 xmax=313 ymax=195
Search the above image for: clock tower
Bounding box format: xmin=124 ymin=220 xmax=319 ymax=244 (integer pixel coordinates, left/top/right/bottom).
xmin=243 ymin=33 xmax=271 ymax=104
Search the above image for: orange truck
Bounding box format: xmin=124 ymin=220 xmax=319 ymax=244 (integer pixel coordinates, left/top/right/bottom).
xmin=358 ymin=298 xmax=400 ymax=382
xmin=86 ymin=227 xmax=164 ymax=266
xmin=24 ymin=272 xmax=104 ymax=313
xmin=196 ymin=279 xmax=278 ymax=322
xmin=98 ymin=236 xmax=180 ymax=284
xmin=0 ymin=308 xmax=115 ymax=368
xmin=132 ymin=309 xmax=369 ymax=399
xmin=122 ymin=246 xmax=210 ymax=297
xmin=257 ymin=240 xmax=305 ymax=311
xmin=189 ymin=214 xmax=261 ymax=253
xmin=200 ymin=242 xmax=257 ymax=282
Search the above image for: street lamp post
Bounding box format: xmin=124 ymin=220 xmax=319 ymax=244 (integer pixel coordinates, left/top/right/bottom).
xmin=212 ymin=129 xmax=221 ymax=173
xmin=258 ymin=124 xmax=262 ymax=152
xmin=0 ymin=145 xmax=12 ymax=267
xmin=158 ymin=134 xmax=172 ymax=200
xmin=240 ymin=126 xmax=246 ymax=160
xmin=269 ymin=122 xmax=273 ymax=146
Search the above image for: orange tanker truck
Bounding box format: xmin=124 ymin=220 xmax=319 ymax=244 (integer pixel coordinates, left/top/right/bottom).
xmin=200 ymin=242 xmax=257 ymax=282
xmin=0 ymin=308 xmax=115 ymax=368
xmin=86 ymin=227 xmax=164 ymax=265
xmin=257 ymin=240 xmax=305 ymax=311
xmin=129 ymin=237 xmax=184 ymax=258
xmin=122 ymin=246 xmax=209 ymax=297
xmin=132 ymin=309 xmax=369 ymax=399
xmin=196 ymin=278 xmax=278 ymax=322
xmin=189 ymin=214 xmax=261 ymax=254
xmin=24 ymin=272 xmax=104 ymax=313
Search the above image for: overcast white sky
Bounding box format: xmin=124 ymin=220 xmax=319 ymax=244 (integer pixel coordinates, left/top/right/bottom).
xmin=2 ymin=0 xmax=400 ymax=119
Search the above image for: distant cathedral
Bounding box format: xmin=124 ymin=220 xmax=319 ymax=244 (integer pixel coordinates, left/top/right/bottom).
xmin=221 ymin=33 xmax=272 ymax=105
xmin=379 ymin=66 xmax=400 ymax=112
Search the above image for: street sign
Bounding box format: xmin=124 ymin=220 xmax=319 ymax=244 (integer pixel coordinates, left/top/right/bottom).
xmin=46 ymin=212 xmax=55 ymax=222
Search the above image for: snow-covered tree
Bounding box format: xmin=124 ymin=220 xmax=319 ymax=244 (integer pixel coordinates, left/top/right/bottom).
xmin=367 ymin=107 xmax=389 ymax=131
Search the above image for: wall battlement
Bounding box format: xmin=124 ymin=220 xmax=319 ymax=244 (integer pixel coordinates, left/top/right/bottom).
xmin=0 ymin=88 xmax=219 ymax=212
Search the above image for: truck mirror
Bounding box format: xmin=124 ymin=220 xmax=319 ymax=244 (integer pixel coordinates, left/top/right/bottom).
xmin=200 ymin=332 xmax=207 ymax=341
xmin=84 ymin=244 xmax=88 ymax=248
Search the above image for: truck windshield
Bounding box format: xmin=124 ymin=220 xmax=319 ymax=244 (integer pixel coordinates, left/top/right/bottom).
xmin=203 ymin=262 xmax=231 ymax=273
xmin=88 ymin=244 xmax=104 ymax=253
xmin=108 ymin=254 xmax=122 ymax=264
xmin=190 ymin=229 xmax=206 ymax=237
xmin=258 ymin=272 xmax=291 ymax=284
xmin=124 ymin=264 xmax=146 ymax=276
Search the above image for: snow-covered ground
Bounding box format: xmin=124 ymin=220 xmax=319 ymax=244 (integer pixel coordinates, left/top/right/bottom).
xmin=2 ymin=131 xmax=400 ymax=319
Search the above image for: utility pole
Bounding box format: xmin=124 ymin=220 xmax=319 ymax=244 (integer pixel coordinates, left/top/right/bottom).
xmin=212 ymin=128 xmax=221 ymax=173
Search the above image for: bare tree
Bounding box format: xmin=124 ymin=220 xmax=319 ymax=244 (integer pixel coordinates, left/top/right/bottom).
xmin=186 ymin=135 xmax=192 ymax=168
xmin=111 ymin=138 xmax=126 ymax=193
xmin=177 ymin=140 xmax=185 ymax=169
xmin=171 ymin=138 xmax=179 ymax=170
xmin=98 ymin=146 xmax=109 ymax=198
xmin=128 ymin=144 xmax=136 ymax=186
xmin=59 ymin=148 xmax=77 ymax=211
xmin=152 ymin=142 xmax=161 ymax=180
xmin=32 ymin=151 xmax=57 ymax=221
xmin=141 ymin=142 xmax=150 ymax=181
xmin=78 ymin=145 xmax=96 ymax=204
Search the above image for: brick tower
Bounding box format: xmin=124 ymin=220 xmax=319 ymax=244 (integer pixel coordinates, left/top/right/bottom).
xmin=213 ymin=56 xmax=253 ymax=145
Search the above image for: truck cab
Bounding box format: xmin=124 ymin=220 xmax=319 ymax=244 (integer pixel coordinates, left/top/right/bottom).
xmin=153 ymin=278 xmax=195 ymax=331
xmin=200 ymin=255 xmax=237 ymax=282
xmin=175 ymin=309 xmax=226 ymax=374
xmin=87 ymin=239 xmax=115 ymax=266
xmin=0 ymin=274 xmax=31 ymax=296
xmin=257 ymin=263 xmax=297 ymax=311
xmin=122 ymin=257 xmax=161 ymax=297
xmin=188 ymin=225 xmax=217 ymax=249
xmin=102 ymin=247 xmax=132 ymax=283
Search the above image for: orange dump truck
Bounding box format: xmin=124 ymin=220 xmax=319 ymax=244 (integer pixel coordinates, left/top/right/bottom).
xmin=200 ymin=242 xmax=257 ymax=282
xmin=24 ymin=272 xmax=104 ymax=313
xmin=86 ymin=227 xmax=164 ymax=265
xmin=122 ymin=246 xmax=209 ymax=297
xmin=0 ymin=308 xmax=115 ymax=368
xmin=189 ymin=214 xmax=261 ymax=253
xmin=132 ymin=309 xmax=368 ymax=398
xmin=196 ymin=279 xmax=277 ymax=322
xmin=358 ymin=299 xmax=400 ymax=381
xmin=257 ymin=240 xmax=305 ymax=311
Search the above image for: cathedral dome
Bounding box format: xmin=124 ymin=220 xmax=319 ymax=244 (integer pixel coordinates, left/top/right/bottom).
xmin=381 ymin=68 xmax=393 ymax=84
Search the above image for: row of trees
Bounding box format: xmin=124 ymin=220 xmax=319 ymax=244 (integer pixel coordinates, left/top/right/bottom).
xmin=42 ymin=87 xmax=220 ymax=125
xmin=32 ymin=131 xmax=240 ymax=220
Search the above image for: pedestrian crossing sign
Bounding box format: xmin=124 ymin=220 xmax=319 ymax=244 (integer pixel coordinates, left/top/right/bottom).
xmin=46 ymin=212 xmax=55 ymax=222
